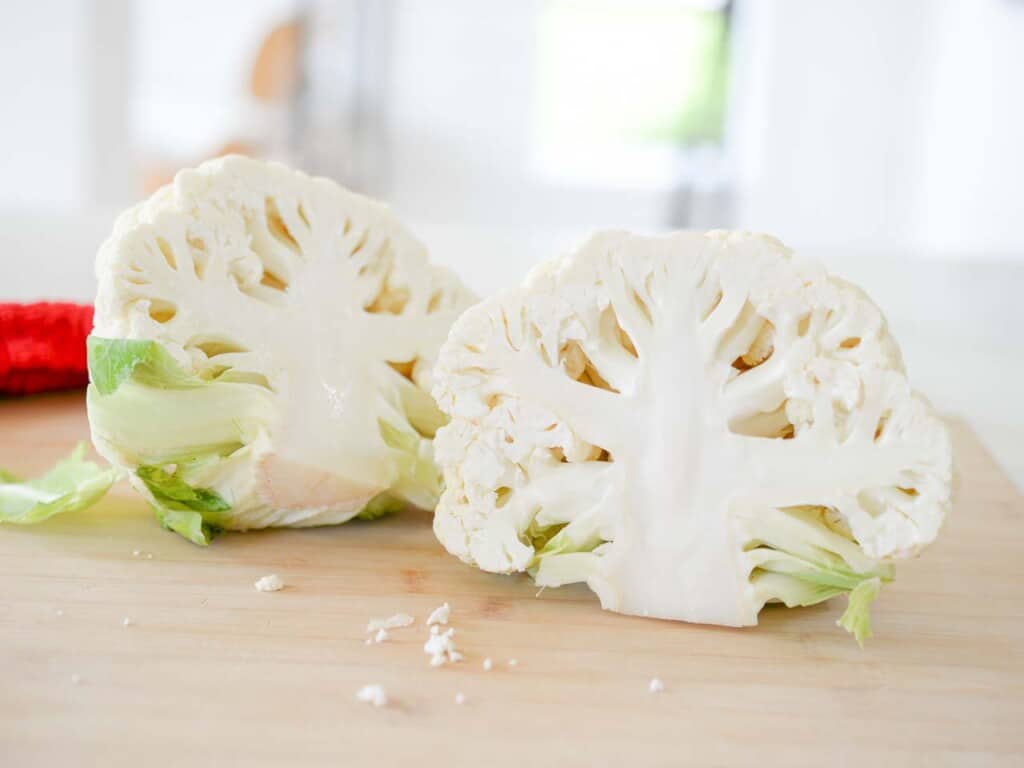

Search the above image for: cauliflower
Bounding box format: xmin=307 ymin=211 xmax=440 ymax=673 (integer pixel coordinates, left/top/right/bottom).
xmin=87 ymin=156 xmax=475 ymax=543
xmin=432 ymin=230 xmax=953 ymax=642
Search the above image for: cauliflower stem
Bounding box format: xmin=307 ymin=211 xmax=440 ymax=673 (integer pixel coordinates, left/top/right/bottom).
xmin=88 ymin=334 xmax=443 ymax=544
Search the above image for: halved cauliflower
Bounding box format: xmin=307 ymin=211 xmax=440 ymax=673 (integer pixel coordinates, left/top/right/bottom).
xmin=88 ymin=156 xmax=475 ymax=543
xmin=432 ymin=230 xmax=952 ymax=642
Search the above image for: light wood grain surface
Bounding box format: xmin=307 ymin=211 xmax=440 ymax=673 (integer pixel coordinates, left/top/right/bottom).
xmin=1 ymin=393 xmax=1021 ymax=767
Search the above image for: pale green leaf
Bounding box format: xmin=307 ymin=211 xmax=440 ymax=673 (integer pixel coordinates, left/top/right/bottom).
xmin=837 ymin=577 xmax=882 ymax=648
xmin=0 ymin=443 xmax=119 ymax=525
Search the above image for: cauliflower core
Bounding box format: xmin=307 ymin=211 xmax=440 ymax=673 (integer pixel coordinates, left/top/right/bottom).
xmin=88 ymin=156 xmax=475 ymax=541
xmin=433 ymin=231 xmax=952 ymax=635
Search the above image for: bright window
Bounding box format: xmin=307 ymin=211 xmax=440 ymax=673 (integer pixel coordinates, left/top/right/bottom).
xmin=532 ymin=0 xmax=730 ymax=188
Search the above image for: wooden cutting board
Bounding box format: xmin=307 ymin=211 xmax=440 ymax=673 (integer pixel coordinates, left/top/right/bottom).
xmin=1 ymin=393 xmax=1021 ymax=767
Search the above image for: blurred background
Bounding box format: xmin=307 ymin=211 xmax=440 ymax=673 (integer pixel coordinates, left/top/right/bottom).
xmin=1 ymin=0 xmax=1021 ymax=485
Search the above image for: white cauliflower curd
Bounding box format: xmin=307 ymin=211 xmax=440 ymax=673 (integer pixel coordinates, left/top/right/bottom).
xmin=87 ymin=156 xmax=475 ymax=543
xmin=432 ymin=230 xmax=952 ymax=642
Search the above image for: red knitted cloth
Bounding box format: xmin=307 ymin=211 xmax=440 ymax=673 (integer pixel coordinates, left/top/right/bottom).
xmin=0 ymin=303 xmax=93 ymax=396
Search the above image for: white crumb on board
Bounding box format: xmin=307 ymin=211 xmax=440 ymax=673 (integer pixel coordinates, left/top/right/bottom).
xmin=482 ymin=657 xmax=493 ymax=672
xmin=355 ymin=684 xmax=388 ymax=707
xmin=649 ymin=678 xmax=664 ymax=694
xmin=424 ymin=627 xmax=461 ymax=667
xmin=70 ymin=674 xmax=82 ymax=685
xmin=454 ymin=692 xmax=466 ymax=705
xmin=122 ymin=616 xmax=134 ymax=627
xmin=508 ymin=658 xmax=518 ymax=667
xmin=426 ymin=602 xmax=450 ymax=626
xmin=374 ymin=628 xmax=389 ymax=643
xmin=54 ymin=609 xmax=64 ymax=617
xmin=254 ymin=574 xmax=284 ymax=592
xmin=366 ymin=613 xmax=415 ymax=633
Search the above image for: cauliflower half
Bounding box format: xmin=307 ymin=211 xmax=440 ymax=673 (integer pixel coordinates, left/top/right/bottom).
xmin=432 ymin=230 xmax=952 ymax=640
xmin=88 ymin=156 xmax=475 ymax=543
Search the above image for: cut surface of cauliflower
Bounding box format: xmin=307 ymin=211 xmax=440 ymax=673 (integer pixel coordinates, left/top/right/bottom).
xmin=432 ymin=230 xmax=953 ymax=641
xmin=88 ymin=156 xmax=475 ymax=543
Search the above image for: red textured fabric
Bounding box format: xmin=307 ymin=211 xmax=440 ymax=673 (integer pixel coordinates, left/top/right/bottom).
xmin=0 ymin=303 xmax=93 ymax=396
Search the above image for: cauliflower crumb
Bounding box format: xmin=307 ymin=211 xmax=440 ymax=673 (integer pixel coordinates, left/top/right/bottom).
xmin=254 ymin=574 xmax=284 ymax=592
xmin=55 ymin=609 xmax=64 ymax=617
xmin=374 ymin=628 xmax=389 ymax=643
xmin=426 ymin=602 xmax=451 ymax=626
xmin=424 ymin=627 xmax=461 ymax=667
xmin=366 ymin=613 xmax=415 ymax=633
xmin=122 ymin=616 xmax=134 ymax=627
xmin=355 ymin=684 xmax=388 ymax=707
xmin=482 ymin=657 xmax=493 ymax=672
xmin=454 ymin=692 xmax=466 ymax=705
xmin=648 ymin=678 xmax=664 ymax=694
xmin=508 ymin=658 xmax=518 ymax=667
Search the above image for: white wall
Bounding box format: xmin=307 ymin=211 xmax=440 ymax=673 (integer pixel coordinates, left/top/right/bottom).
xmin=131 ymin=0 xmax=295 ymax=160
xmin=731 ymin=0 xmax=1024 ymax=259
xmin=0 ymin=0 xmax=295 ymax=213
xmin=912 ymin=0 xmax=1024 ymax=256
xmin=383 ymin=0 xmax=538 ymax=223
xmin=0 ymin=0 xmax=88 ymax=210
xmin=382 ymin=0 xmax=672 ymax=236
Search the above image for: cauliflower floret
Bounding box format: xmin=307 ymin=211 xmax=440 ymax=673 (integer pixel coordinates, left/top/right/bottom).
xmin=432 ymin=230 xmax=953 ymax=642
xmin=88 ymin=156 xmax=475 ymax=543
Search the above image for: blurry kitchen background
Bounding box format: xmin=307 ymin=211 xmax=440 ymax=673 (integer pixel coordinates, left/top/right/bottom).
xmin=1 ymin=0 xmax=1022 ymax=486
